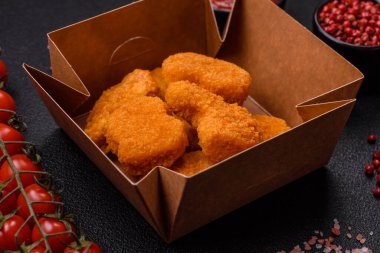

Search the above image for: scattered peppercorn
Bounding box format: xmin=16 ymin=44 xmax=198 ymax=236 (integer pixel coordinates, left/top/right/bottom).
xmin=373 ymin=159 xmax=380 ymax=168
xmin=365 ymin=164 xmax=375 ymax=175
xmin=368 ymin=134 xmax=376 ymax=144
xmin=373 ymin=151 xmax=380 ymax=160
xmin=377 ymin=174 xmax=380 ymax=183
xmin=318 ymin=0 xmax=380 ymax=46
xmin=364 ymin=143 xmax=380 ymax=197
xmin=373 ymin=188 xmax=380 ymax=197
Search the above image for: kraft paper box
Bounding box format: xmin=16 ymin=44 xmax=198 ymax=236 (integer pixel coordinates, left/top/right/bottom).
xmin=23 ymin=0 xmax=363 ymax=242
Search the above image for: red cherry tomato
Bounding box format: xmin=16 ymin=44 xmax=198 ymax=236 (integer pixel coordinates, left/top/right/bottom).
xmin=64 ymin=241 xmax=103 ymax=253
xmin=0 ymin=187 xmax=17 ymax=215
xmin=0 ymin=154 xmax=43 ymax=191
xmin=0 ymin=214 xmax=31 ymax=251
xmin=16 ymin=184 xmax=60 ymax=220
xmin=0 ymin=90 xmax=15 ymax=123
xmin=0 ymin=123 xmax=24 ymax=157
xmin=0 ymin=60 xmax=8 ymax=85
xmin=29 ymin=246 xmax=47 ymax=253
xmin=32 ymin=218 xmax=77 ymax=253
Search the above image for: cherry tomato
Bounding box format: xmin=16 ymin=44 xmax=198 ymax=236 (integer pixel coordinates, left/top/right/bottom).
xmin=0 ymin=214 xmax=31 ymax=251
xmin=0 ymin=187 xmax=17 ymax=215
xmin=32 ymin=218 xmax=77 ymax=253
xmin=0 ymin=154 xmax=43 ymax=191
xmin=16 ymin=184 xmax=60 ymax=220
xmin=0 ymin=60 xmax=8 ymax=85
xmin=0 ymin=90 xmax=15 ymax=123
xmin=30 ymin=246 xmax=47 ymax=253
xmin=0 ymin=123 xmax=24 ymax=157
xmin=64 ymin=241 xmax=103 ymax=253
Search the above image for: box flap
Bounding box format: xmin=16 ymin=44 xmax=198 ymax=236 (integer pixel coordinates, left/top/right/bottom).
xmin=296 ymin=79 xmax=362 ymax=106
xmin=296 ymin=99 xmax=355 ymax=122
xmin=47 ymin=0 xmax=223 ymax=116
xmin=23 ymin=64 xmax=89 ymax=116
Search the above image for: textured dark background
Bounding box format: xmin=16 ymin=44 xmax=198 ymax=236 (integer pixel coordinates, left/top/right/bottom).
xmin=1 ymin=0 xmax=380 ymax=252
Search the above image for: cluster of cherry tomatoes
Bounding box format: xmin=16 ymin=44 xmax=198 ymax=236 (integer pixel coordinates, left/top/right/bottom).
xmin=0 ymin=50 xmax=102 ymax=252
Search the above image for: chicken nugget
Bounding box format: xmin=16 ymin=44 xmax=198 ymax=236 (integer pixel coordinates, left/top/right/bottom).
xmin=164 ymin=80 xmax=224 ymax=122
xmin=162 ymin=52 xmax=252 ymax=104
xmin=165 ymin=81 xmax=260 ymax=163
xmin=171 ymin=151 xmax=213 ymax=176
xmin=85 ymin=69 xmax=158 ymax=146
xmin=120 ymin=69 xmax=158 ymax=96
xmin=105 ymin=96 xmax=188 ymax=176
xmin=252 ymin=114 xmax=290 ymax=141
xmin=151 ymin=67 xmax=168 ymax=99
xmin=174 ymin=116 xmax=200 ymax=152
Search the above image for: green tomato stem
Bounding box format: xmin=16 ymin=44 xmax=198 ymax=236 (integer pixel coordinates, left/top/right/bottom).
xmin=0 ymin=109 xmax=16 ymax=115
xmin=0 ymin=139 xmax=53 ymax=253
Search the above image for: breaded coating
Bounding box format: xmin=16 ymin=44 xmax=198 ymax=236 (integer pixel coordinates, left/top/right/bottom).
xmin=85 ymin=69 xmax=158 ymax=146
xmin=165 ymin=81 xmax=261 ymax=163
xmin=175 ymin=116 xmax=200 ymax=152
xmin=105 ymin=96 xmax=188 ymax=176
xmin=162 ymin=52 xmax=252 ymax=104
xmin=171 ymin=151 xmax=213 ymax=176
xmin=151 ymin=68 xmax=168 ymax=99
xmin=252 ymin=114 xmax=290 ymax=141
xmin=120 ymin=69 xmax=158 ymax=96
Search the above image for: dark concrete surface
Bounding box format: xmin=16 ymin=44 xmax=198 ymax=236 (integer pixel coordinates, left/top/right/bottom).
xmin=1 ymin=0 xmax=379 ymax=252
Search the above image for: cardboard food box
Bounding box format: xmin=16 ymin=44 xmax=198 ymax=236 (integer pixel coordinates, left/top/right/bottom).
xmin=23 ymin=0 xmax=363 ymax=242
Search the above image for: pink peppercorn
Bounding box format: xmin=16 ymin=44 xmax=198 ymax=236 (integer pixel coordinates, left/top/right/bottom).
xmin=373 ymin=151 xmax=380 ymax=160
xmin=368 ymin=134 xmax=376 ymax=144
xmin=373 ymin=188 xmax=380 ymax=197
xmin=318 ymin=0 xmax=380 ymax=46
xmin=365 ymin=164 xmax=375 ymax=175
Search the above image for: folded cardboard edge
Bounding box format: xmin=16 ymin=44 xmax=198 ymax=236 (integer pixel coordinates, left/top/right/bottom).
xmin=24 ymin=59 xmax=89 ymax=117
xmin=47 ymin=36 xmax=90 ymax=96
xmin=297 ymin=78 xmax=363 ymax=107
xmin=296 ymin=99 xmax=356 ymax=122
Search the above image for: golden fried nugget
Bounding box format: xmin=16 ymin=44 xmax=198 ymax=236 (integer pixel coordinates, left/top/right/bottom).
xmin=171 ymin=151 xmax=213 ymax=176
xmin=85 ymin=69 xmax=158 ymax=146
xmin=174 ymin=116 xmax=200 ymax=152
xmin=252 ymin=114 xmax=290 ymax=141
xmin=162 ymin=52 xmax=252 ymax=104
xmin=151 ymin=67 xmax=168 ymax=99
xmin=105 ymin=96 xmax=188 ymax=176
xmin=165 ymin=81 xmax=260 ymax=163
xmin=120 ymin=69 xmax=158 ymax=96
